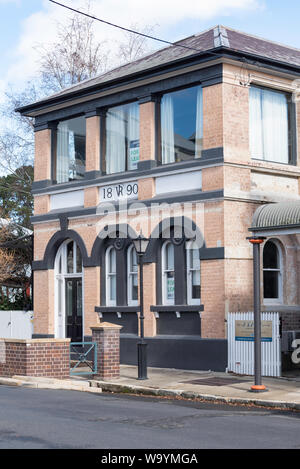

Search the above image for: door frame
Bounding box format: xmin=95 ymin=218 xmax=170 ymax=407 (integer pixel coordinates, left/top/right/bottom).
xmin=65 ymin=277 xmax=83 ymax=343
xmin=54 ymin=240 xmax=84 ymax=341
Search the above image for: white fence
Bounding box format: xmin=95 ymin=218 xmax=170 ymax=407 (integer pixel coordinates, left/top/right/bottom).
xmin=0 ymin=311 xmax=34 ymax=339
xmin=227 ymin=312 xmax=281 ymax=377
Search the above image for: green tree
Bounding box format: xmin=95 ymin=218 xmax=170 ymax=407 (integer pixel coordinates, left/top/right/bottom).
xmin=0 ymin=165 xmax=33 ymax=229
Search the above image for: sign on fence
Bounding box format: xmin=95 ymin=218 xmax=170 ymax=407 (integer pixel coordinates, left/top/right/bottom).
xmin=227 ymin=312 xmax=281 ymax=377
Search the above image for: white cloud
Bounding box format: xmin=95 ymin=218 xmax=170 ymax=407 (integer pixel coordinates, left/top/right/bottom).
xmin=4 ymin=0 xmax=262 ymax=87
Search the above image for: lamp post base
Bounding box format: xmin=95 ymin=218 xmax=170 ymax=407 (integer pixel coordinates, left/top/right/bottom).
xmin=249 ymin=385 xmax=268 ymax=393
xmin=137 ymin=341 xmax=148 ymax=380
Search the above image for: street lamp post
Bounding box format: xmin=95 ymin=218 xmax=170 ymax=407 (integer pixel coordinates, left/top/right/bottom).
xmin=248 ymin=236 xmax=268 ymax=393
xmin=132 ymin=232 xmax=150 ymax=380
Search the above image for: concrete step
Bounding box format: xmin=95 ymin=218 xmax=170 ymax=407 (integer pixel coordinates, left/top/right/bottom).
xmin=10 ymin=375 xmax=102 ymax=393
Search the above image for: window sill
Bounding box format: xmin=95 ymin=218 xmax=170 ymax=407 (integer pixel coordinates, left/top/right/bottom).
xmin=95 ymin=306 xmax=140 ymax=313
xmin=150 ymin=305 xmax=204 ymax=312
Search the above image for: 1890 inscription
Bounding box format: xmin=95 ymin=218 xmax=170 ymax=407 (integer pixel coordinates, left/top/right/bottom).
xmin=100 ymin=181 xmax=138 ymax=202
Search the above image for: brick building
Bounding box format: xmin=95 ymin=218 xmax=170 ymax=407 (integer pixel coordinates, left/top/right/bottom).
xmin=17 ymin=26 xmax=300 ymax=371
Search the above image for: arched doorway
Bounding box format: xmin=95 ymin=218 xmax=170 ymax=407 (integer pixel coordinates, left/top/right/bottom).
xmin=54 ymin=239 xmax=84 ymax=342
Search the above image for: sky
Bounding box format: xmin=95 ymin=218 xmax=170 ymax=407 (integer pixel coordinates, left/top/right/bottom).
xmin=0 ymin=0 xmax=300 ymax=100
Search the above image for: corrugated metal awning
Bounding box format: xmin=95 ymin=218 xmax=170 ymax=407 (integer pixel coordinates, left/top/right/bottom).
xmin=251 ymin=201 xmax=300 ymax=235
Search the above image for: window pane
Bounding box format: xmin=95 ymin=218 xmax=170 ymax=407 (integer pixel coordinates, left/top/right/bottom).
xmin=106 ymin=102 xmax=140 ymax=174
xmin=58 ymin=254 xmax=62 ymax=274
xmin=161 ymin=86 xmax=202 ymax=164
xmin=56 ymin=117 xmax=86 ymax=183
xmin=76 ymin=245 xmax=82 ymax=273
xmin=166 ymin=243 xmax=174 ymax=271
xmin=132 ymin=273 xmax=138 ymax=301
xmin=192 ymin=270 xmax=201 ymax=299
xmin=110 ymin=275 xmax=116 ymax=302
xmin=249 ymin=86 xmax=289 ymax=164
xmin=66 ymin=280 xmax=73 ymax=316
xmin=264 ymin=271 xmax=279 ymax=299
xmin=131 ymin=248 xmax=138 ymax=272
xmin=109 ymin=248 xmax=116 ymax=274
xmin=166 ymin=272 xmax=175 ymax=300
xmin=67 ymin=242 xmax=74 ymax=273
xmin=77 ymin=280 xmax=82 ymax=316
xmin=192 ymin=248 xmax=200 ymax=270
xmin=263 ymin=242 xmax=279 ymax=269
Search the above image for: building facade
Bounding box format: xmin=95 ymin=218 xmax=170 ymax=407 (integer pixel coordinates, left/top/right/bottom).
xmin=18 ymin=26 xmax=300 ymax=371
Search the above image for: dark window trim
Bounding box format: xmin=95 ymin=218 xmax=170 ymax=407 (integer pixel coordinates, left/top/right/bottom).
xmin=100 ymin=237 xmax=134 ymax=307
xmin=100 ymin=101 xmax=141 ymax=176
xmin=32 ymin=150 xmax=224 ymax=195
xmin=250 ymin=84 xmax=297 ymax=166
xmin=51 ymin=114 xmax=87 ymax=185
xmin=158 ymin=82 xmax=203 ymax=165
xmin=33 ymin=65 xmax=222 ymax=128
xmin=156 ymin=232 xmax=201 ymax=307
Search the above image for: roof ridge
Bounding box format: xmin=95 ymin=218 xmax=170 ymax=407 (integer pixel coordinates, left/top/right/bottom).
xmin=213 ymin=25 xmax=230 ymax=48
xmin=222 ymin=24 xmax=300 ymax=53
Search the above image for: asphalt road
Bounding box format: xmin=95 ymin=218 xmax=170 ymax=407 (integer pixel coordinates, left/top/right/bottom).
xmin=0 ymin=385 xmax=300 ymax=450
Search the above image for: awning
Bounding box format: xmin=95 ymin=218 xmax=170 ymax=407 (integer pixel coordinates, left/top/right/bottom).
xmin=251 ymin=201 xmax=300 ymax=237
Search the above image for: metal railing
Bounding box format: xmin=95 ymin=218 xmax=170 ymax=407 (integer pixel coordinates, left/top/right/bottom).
xmin=70 ymin=342 xmax=97 ymax=376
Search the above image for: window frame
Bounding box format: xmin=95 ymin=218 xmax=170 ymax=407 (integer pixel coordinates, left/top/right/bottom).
xmin=103 ymin=101 xmax=140 ymax=175
xmin=249 ymin=84 xmax=296 ymax=166
xmin=263 ymin=239 xmax=283 ymax=304
xmin=158 ymin=83 xmax=203 ymax=166
xmin=52 ymin=114 xmax=87 ymax=185
xmin=161 ymin=240 xmax=176 ymax=305
xmin=186 ymin=241 xmax=201 ymax=305
xmin=127 ymin=244 xmax=139 ymax=307
xmin=105 ymin=246 xmax=117 ymax=307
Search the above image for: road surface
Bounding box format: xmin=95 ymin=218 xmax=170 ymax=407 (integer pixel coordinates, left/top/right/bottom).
xmin=0 ymin=385 xmax=299 ymax=449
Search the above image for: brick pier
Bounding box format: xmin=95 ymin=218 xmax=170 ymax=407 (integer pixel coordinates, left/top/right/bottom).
xmin=91 ymin=323 xmax=122 ymax=380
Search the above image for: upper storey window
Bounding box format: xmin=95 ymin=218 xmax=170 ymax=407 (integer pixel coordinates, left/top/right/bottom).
xmin=105 ymin=102 xmax=140 ymax=174
xmin=249 ymin=86 xmax=293 ymax=165
xmin=160 ymin=85 xmax=203 ymax=165
xmin=55 ymin=116 xmax=86 ymax=183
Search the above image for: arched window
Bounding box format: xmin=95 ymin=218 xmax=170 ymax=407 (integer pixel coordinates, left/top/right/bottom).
xmin=160 ymin=238 xmax=201 ymax=306
xmin=127 ymin=245 xmax=138 ymax=306
xmin=162 ymin=241 xmax=175 ymax=305
xmin=56 ymin=239 xmax=82 ymax=275
xmin=263 ymin=240 xmax=283 ymax=302
xmin=105 ymin=246 xmax=117 ymax=306
xmin=186 ymin=241 xmax=201 ymax=305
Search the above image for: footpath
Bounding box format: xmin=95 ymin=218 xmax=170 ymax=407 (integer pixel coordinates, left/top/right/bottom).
xmin=1 ymin=365 xmax=300 ymax=411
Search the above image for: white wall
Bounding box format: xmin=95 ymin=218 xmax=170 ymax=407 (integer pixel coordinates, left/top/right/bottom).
xmin=0 ymin=311 xmax=33 ymax=339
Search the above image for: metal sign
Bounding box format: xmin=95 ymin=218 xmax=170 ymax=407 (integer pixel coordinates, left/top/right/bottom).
xmin=235 ymin=319 xmax=273 ymax=342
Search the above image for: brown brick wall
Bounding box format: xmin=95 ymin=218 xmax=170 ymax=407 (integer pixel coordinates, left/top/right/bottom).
xmin=86 ymin=115 xmax=101 ymax=172
xmin=33 ymin=270 xmax=55 ymax=335
xmin=138 ymin=177 xmax=155 ymax=200
xmin=223 ymin=82 xmax=249 ymax=163
xmin=202 ymin=166 xmax=224 ymax=192
xmin=139 ymin=101 xmax=156 ymax=161
xmin=34 ymin=129 xmax=52 ymax=181
xmin=34 ymin=195 xmax=50 ymax=216
xmin=84 ymin=267 xmax=100 ymax=336
xmin=202 ymin=84 xmax=223 ymax=150
xmin=0 ymin=339 xmax=70 ymax=379
xmin=84 ymin=186 xmax=99 ymax=208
